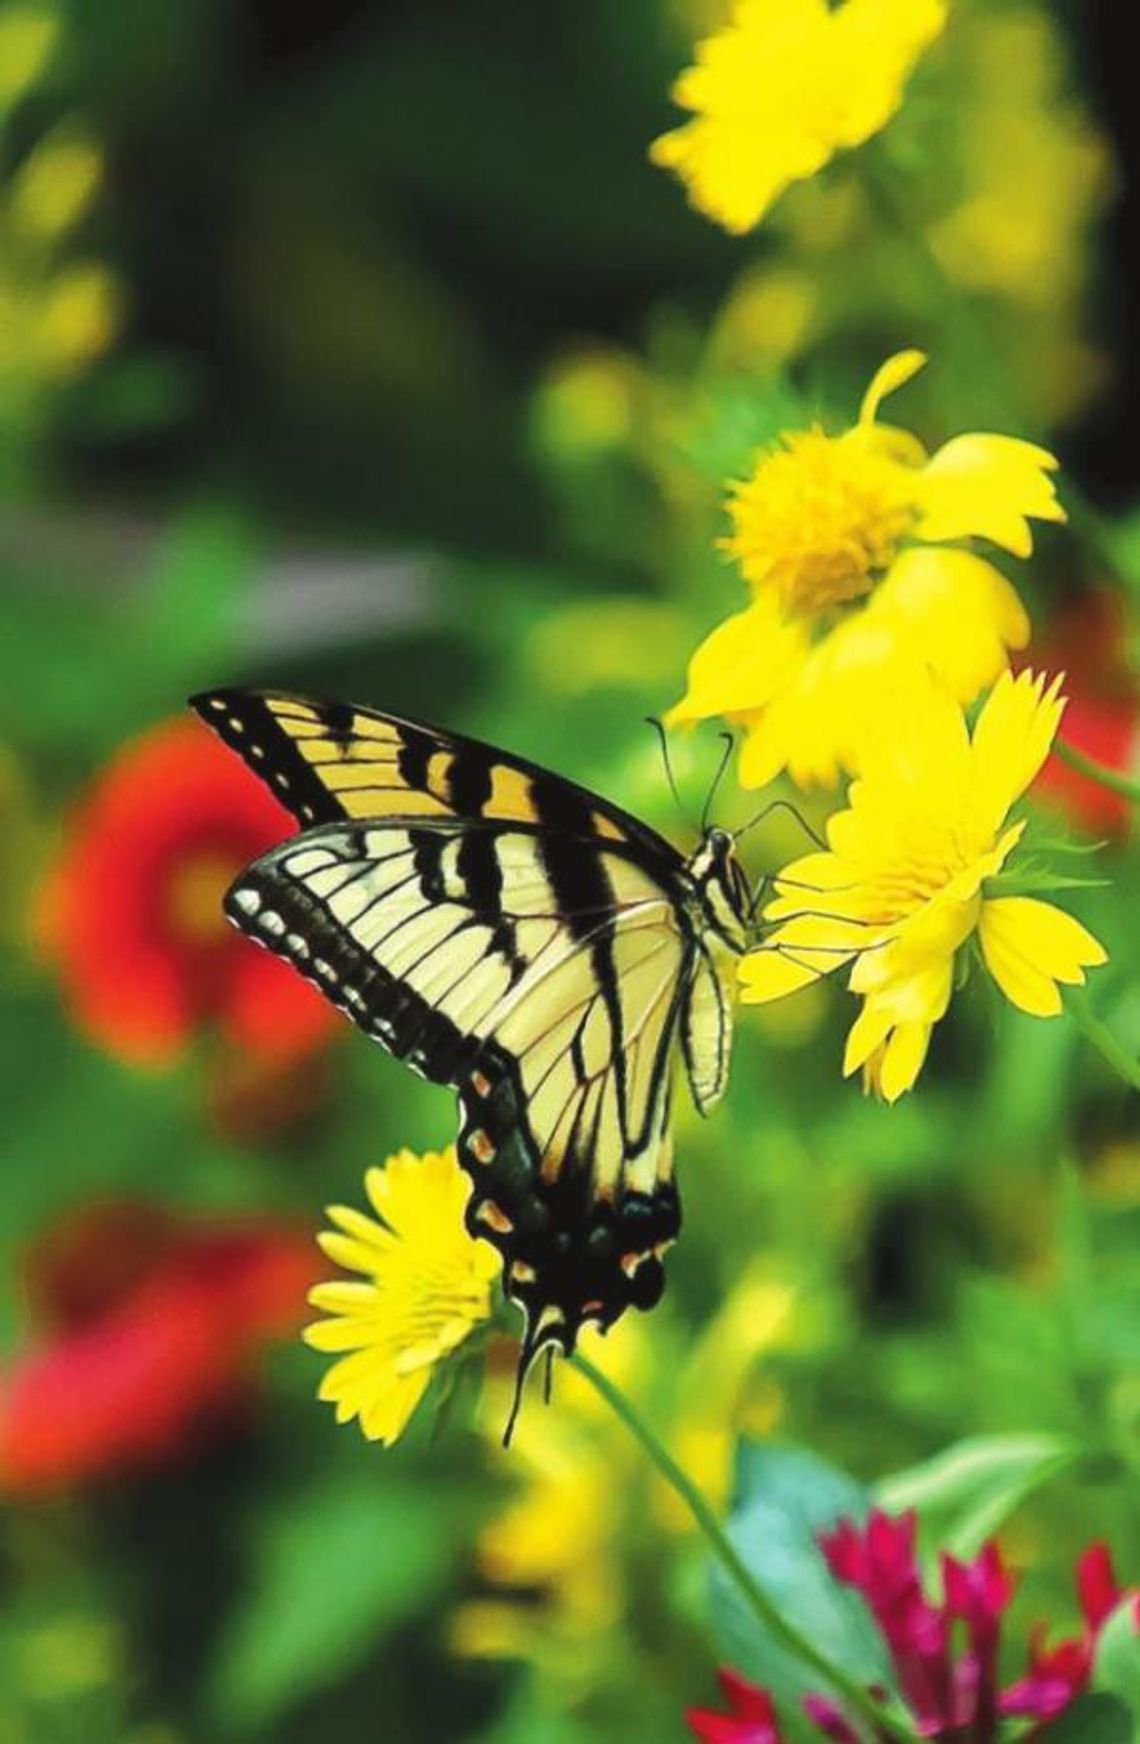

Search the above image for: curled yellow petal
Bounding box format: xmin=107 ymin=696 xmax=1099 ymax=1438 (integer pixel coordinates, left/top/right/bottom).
xmin=858 ymin=348 xmax=927 ymax=425
xmin=978 ymin=895 xmax=1107 ymax=1018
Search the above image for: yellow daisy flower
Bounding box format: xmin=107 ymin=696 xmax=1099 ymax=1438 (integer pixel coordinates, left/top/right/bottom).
xmin=650 ymin=0 xmax=946 ymax=235
xmin=669 ymin=351 xmax=1065 ymax=789
xmin=740 ymin=671 xmax=1107 ymax=1102
xmin=304 ymin=1146 xmax=501 ymax=1445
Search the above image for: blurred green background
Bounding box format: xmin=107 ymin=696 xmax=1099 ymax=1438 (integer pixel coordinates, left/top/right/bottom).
xmin=3 ymin=1 xmax=1140 ymax=1740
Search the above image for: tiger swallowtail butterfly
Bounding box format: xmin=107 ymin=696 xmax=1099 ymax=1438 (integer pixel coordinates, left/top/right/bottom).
xmin=191 ymin=690 xmax=754 ymax=1432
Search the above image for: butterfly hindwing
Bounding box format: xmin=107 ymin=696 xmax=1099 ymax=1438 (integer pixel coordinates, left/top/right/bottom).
xmin=225 ymin=813 xmax=690 ymax=1364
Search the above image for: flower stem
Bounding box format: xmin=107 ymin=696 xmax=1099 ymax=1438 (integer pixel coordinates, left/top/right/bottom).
xmin=569 ymin=1350 xmax=916 ymax=1741
xmin=1064 ymin=987 xmax=1140 ymax=1092
xmin=1052 ymin=738 xmax=1140 ymax=804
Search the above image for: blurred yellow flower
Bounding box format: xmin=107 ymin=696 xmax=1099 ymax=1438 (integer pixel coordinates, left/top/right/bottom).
xmin=7 ymin=129 xmax=103 ymax=242
xmin=669 ymin=351 xmax=1063 ymax=789
xmin=660 ymin=1262 xmax=800 ymax=1527
xmin=0 ymin=7 xmax=58 ymax=107
xmin=651 ymin=0 xmax=946 ymax=234
xmin=1 ymin=129 xmax=121 ymax=391
xmin=453 ymin=1321 xmax=645 ymax=1676
xmin=305 ymin=1147 xmax=500 ymax=1445
xmin=741 ymin=671 xmax=1107 ymax=1101
xmin=930 ymin=11 xmax=1112 ymax=315
xmin=453 ymin=1419 xmax=622 ymax=1666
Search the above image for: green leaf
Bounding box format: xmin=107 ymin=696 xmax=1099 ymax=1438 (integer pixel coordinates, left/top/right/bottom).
xmin=1095 ymin=1598 xmax=1140 ymax=1726
xmin=985 ymin=869 xmax=1111 ymax=896
xmin=207 ymin=1471 xmax=460 ymax=1729
xmin=710 ymin=1443 xmax=893 ymax=1712
xmin=876 ymin=1434 xmax=1080 ymax=1557
xmin=1036 ymin=1693 xmax=1135 ymax=1743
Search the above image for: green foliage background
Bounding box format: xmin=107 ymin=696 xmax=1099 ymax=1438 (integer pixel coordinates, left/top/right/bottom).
xmin=2 ymin=1 xmax=1139 ymax=1740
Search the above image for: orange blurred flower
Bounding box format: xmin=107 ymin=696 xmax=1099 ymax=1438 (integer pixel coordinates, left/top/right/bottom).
xmin=37 ymin=717 xmax=338 ymax=1065
xmin=0 ymin=1200 xmax=313 ymax=1496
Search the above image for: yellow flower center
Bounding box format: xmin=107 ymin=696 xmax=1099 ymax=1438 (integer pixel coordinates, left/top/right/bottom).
xmin=725 ymin=427 xmax=919 ymax=619
xmin=167 ymin=853 xmax=234 ymax=944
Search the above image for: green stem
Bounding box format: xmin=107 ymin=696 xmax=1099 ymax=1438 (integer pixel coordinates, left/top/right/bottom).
xmin=570 ymin=1350 xmax=916 ymax=1741
xmin=1052 ymin=738 xmax=1140 ymax=804
xmin=1065 ymin=987 xmax=1140 ymax=1092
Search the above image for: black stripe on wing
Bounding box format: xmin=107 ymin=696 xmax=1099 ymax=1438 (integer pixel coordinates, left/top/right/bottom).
xmin=224 ymin=835 xmax=481 ymax=1086
xmin=190 ymin=687 xmax=686 ymax=868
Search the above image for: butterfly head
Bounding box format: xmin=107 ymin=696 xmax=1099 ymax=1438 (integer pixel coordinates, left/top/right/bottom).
xmin=687 ymin=826 xmax=753 ymax=953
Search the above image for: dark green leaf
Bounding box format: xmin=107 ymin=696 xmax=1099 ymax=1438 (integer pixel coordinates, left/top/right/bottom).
xmin=1036 ymin=1693 xmax=1134 ymax=1743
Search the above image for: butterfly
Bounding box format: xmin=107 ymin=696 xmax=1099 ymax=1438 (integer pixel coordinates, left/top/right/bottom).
xmin=191 ymin=689 xmax=755 ymax=1425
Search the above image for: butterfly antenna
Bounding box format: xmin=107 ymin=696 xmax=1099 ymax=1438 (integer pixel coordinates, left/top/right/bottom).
xmin=701 ymin=731 xmax=736 ymax=835
xmin=646 ymin=717 xmax=687 ymax=823
xmin=734 ymin=796 xmax=827 ymax=852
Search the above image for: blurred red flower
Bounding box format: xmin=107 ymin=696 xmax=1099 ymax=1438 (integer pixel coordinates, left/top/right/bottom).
xmin=37 ymin=716 xmax=337 ymax=1065
xmin=0 ymin=1200 xmax=314 ymax=1495
xmin=687 ymin=1508 xmax=1138 ymax=1743
xmin=1032 ymin=591 xmax=1139 ymax=837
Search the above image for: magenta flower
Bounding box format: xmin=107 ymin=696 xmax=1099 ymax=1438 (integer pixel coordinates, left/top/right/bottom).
xmin=686 ymin=1511 xmax=1138 ymax=1742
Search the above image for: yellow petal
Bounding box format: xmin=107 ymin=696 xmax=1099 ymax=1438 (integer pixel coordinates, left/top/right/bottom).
xmin=916 ymin=433 xmax=1065 ymax=556
xmin=303 ymin=1316 xmax=381 ymax=1354
xmin=667 ymin=596 xmax=810 ymax=728
xmin=738 ymin=943 xmax=825 ymax=1004
xmin=830 ymin=0 xmax=947 ymax=149
xmin=869 ymin=547 xmax=1030 ymax=704
xmin=316 ymin=1229 xmax=387 ymax=1277
xmin=765 ymin=851 xmax=857 ymax=919
xmin=858 ymin=348 xmax=927 ymax=425
xmin=979 ymin=896 xmax=1107 ymax=1017
xmin=876 ymin=1020 xmax=933 ymax=1101
xmin=843 ymin=1001 xmax=893 ymax=1074
xmin=968 ymin=669 xmax=1066 ymax=833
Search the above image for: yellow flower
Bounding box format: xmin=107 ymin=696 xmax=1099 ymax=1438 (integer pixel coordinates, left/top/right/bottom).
xmin=669 ymin=351 xmax=1064 ymax=789
xmin=304 ymin=1147 xmax=500 ymax=1445
xmin=929 ymin=12 xmax=1112 ymax=315
xmin=7 ymin=130 xmax=104 ymax=243
xmin=0 ymin=8 xmax=58 ymax=107
xmin=452 ymin=1321 xmax=645 ymax=1677
xmin=740 ymin=671 xmax=1107 ymax=1102
xmin=650 ymin=0 xmax=946 ymax=235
